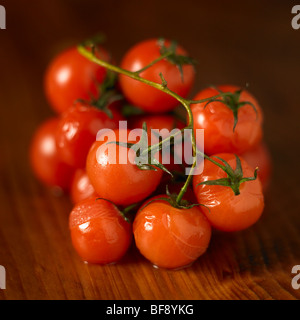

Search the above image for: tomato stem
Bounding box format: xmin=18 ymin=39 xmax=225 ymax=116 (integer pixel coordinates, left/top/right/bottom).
xmin=142 ymin=127 xmax=187 ymax=156
xmin=175 ymin=159 xmax=197 ymax=205
xmin=133 ymin=51 xmax=173 ymax=75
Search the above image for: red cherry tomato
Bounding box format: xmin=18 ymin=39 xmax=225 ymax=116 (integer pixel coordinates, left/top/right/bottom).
xmin=30 ymin=118 xmax=74 ymax=191
xmin=70 ymin=169 xmax=98 ymax=204
xmin=69 ymin=198 xmax=132 ymax=264
xmin=191 ymin=85 xmax=263 ymax=155
xmin=241 ymin=142 xmax=272 ymax=191
xmin=44 ymin=46 xmax=110 ymax=114
xmin=86 ymin=129 xmax=163 ymax=206
xmin=193 ymin=153 xmax=264 ymax=232
xmin=133 ymin=196 xmax=212 ymax=269
xmin=56 ymin=101 xmax=123 ymax=169
xmin=119 ymin=39 xmax=195 ymax=113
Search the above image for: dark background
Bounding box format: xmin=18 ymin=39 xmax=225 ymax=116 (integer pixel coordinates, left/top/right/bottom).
xmin=0 ymin=0 xmax=300 ymax=300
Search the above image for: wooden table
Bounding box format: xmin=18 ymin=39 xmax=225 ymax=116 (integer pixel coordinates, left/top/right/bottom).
xmin=0 ymin=0 xmax=300 ymax=300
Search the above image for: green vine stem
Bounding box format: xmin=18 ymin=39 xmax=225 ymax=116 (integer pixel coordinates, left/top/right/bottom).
xmin=133 ymin=51 xmax=174 ymax=75
xmin=78 ymin=43 xmax=257 ymax=205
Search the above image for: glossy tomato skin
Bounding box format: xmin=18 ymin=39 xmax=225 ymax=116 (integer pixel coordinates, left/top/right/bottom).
xmin=30 ymin=118 xmax=75 ymax=191
xmin=241 ymin=142 xmax=272 ymax=191
xmin=56 ymin=101 xmax=123 ymax=169
xmin=44 ymin=46 xmax=110 ymax=114
xmin=133 ymin=196 xmax=212 ymax=269
xmin=193 ymin=153 xmax=264 ymax=232
xmin=70 ymin=169 xmax=98 ymax=204
xmin=69 ymin=198 xmax=132 ymax=264
xmin=86 ymin=129 xmax=163 ymax=206
xmin=191 ymin=85 xmax=263 ymax=155
xmin=119 ymin=39 xmax=195 ymax=113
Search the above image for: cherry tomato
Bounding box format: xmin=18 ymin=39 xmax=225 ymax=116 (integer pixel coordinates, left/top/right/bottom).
xmin=30 ymin=118 xmax=74 ymax=191
xmin=70 ymin=169 xmax=98 ymax=204
xmin=133 ymin=196 xmax=212 ymax=269
xmin=119 ymin=39 xmax=195 ymax=113
xmin=86 ymin=129 xmax=163 ymax=206
xmin=44 ymin=45 xmax=110 ymax=114
xmin=69 ymin=197 xmax=132 ymax=264
xmin=191 ymin=85 xmax=263 ymax=155
xmin=55 ymin=101 xmax=123 ymax=169
xmin=193 ymin=153 xmax=264 ymax=232
xmin=241 ymin=142 xmax=272 ymax=191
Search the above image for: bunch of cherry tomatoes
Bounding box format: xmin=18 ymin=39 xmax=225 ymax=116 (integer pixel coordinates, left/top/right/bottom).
xmin=30 ymin=37 xmax=272 ymax=269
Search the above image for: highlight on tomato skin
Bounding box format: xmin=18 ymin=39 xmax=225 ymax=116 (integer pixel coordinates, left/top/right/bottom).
xmin=193 ymin=153 xmax=265 ymax=232
xmin=30 ymin=117 xmax=75 ymax=191
xmin=69 ymin=197 xmax=133 ymax=265
xmin=44 ymin=45 xmax=111 ymax=114
xmin=86 ymin=128 xmax=163 ymax=206
xmin=119 ymin=38 xmax=196 ymax=113
xmin=191 ymin=85 xmax=264 ymax=155
xmin=133 ymin=196 xmax=212 ymax=269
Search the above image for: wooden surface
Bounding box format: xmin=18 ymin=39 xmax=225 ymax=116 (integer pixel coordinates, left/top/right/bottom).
xmin=0 ymin=0 xmax=300 ymax=300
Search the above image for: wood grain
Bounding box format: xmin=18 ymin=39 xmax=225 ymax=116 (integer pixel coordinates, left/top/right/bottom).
xmin=0 ymin=0 xmax=300 ymax=300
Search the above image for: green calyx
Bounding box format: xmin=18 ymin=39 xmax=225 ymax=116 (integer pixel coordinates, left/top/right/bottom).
xmin=80 ymin=32 xmax=106 ymax=48
xmin=204 ymin=87 xmax=258 ymax=131
xmin=90 ymin=70 xmax=123 ymax=119
xmin=158 ymin=38 xmax=197 ymax=82
xmin=80 ymin=33 xmax=123 ymax=119
xmin=198 ymin=155 xmax=258 ymax=196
